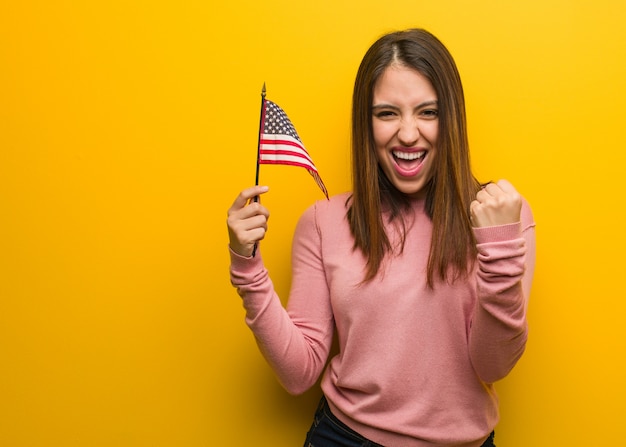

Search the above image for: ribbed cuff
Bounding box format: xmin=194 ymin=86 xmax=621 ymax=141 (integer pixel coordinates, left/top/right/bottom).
xmin=473 ymin=221 xmax=522 ymax=244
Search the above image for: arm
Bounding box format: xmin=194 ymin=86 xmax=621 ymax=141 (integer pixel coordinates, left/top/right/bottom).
xmin=228 ymin=195 xmax=334 ymax=395
xmin=468 ymin=180 xmax=536 ymax=383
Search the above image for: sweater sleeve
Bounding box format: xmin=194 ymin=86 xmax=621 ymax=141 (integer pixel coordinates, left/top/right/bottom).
xmin=229 ymin=203 xmax=334 ymax=395
xmin=468 ymin=199 xmax=536 ymax=383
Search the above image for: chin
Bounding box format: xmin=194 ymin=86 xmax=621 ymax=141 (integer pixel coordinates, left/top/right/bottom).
xmin=394 ymin=182 xmax=428 ymax=198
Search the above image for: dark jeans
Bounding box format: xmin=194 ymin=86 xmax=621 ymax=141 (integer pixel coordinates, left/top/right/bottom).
xmin=303 ymin=397 xmax=496 ymax=447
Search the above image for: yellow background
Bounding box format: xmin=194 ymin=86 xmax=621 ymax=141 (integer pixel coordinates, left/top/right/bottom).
xmin=1 ymin=1 xmax=625 ymax=445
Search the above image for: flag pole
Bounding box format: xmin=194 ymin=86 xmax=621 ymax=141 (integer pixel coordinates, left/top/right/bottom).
xmin=255 ymin=82 xmax=267 ymax=187
xmin=252 ymin=83 xmax=266 ymax=258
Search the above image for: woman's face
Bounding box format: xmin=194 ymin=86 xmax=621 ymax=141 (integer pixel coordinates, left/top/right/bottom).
xmin=372 ymin=64 xmax=439 ymax=199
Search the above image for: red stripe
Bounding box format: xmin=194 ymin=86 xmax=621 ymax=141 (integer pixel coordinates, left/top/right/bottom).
xmin=259 ymin=149 xmax=313 ymax=160
xmin=260 ymin=137 xmax=307 ymax=152
xmin=259 ymin=153 xmax=316 ymax=169
xmin=258 ymin=159 xmax=317 ymax=170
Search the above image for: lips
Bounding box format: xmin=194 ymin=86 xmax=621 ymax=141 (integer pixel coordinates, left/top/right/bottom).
xmin=392 ymin=149 xmax=427 ymax=177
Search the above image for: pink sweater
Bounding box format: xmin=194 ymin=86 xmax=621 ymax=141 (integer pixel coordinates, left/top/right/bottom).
xmin=230 ymin=193 xmax=536 ymax=447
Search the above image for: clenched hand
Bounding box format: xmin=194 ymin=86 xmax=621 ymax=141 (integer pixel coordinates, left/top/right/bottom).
xmin=227 ymin=185 xmax=271 ymax=257
xmin=470 ymin=180 xmax=522 ymax=228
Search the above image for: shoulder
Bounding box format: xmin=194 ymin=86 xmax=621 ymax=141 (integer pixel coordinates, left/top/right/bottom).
xmin=297 ymin=192 xmax=352 ymax=233
xmin=302 ymin=192 xmax=351 ymax=221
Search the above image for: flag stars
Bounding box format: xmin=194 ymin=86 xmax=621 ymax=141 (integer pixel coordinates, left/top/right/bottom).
xmin=264 ymin=101 xmax=301 ymax=140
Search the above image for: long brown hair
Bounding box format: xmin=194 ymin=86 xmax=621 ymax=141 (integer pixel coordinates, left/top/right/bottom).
xmin=347 ymin=29 xmax=481 ymax=287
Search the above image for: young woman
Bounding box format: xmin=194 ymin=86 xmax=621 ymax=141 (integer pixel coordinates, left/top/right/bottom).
xmin=227 ymin=28 xmax=535 ymax=447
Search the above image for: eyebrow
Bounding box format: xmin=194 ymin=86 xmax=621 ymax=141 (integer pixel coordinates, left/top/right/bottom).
xmin=371 ymin=100 xmax=438 ymax=110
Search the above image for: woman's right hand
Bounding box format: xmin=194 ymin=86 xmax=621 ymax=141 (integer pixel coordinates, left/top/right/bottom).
xmin=227 ymin=185 xmax=270 ymax=257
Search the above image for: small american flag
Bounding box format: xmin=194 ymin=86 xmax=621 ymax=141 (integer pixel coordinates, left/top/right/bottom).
xmin=259 ymin=100 xmax=329 ymax=199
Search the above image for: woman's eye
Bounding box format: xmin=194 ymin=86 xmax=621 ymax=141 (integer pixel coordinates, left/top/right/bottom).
xmin=422 ymin=109 xmax=439 ymax=118
xmin=375 ymin=110 xmax=396 ymax=118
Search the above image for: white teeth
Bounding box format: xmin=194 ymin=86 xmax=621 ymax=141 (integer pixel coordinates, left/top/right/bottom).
xmin=393 ymin=151 xmax=425 ymax=160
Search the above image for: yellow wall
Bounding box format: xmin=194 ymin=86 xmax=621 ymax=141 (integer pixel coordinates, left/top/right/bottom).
xmin=1 ymin=1 xmax=624 ymax=445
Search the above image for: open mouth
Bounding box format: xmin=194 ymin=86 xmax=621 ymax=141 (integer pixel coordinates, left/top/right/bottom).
xmin=392 ymin=150 xmax=427 ymax=175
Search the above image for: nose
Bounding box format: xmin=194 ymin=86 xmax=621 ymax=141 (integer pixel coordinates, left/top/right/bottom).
xmin=397 ymin=118 xmax=420 ymax=146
